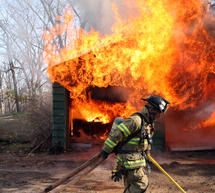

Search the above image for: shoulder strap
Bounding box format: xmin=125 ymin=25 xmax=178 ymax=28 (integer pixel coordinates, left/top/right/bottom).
xmin=113 ymin=113 xmax=146 ymax=154
xmin=132 ymin=112 xmax=147 ymax=144
xmin=132 ymin=112 xmax=147 ymax=129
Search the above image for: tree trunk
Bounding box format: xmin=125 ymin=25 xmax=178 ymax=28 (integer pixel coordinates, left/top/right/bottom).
xmin=0 ymin=71 xmax=2 ymax=115
xmin=9 ymin=61 xmax=20 ymax=113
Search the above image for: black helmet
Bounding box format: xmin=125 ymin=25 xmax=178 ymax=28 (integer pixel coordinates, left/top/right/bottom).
xmin=142 ymin=95 xmax=170 ymax=113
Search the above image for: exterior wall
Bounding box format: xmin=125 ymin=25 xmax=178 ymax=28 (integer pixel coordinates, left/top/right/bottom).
xmin=165 ymin=109 xmax=215 ymax=151
xmin=52 ymin=82 xmax=70 ymax=149
xmin=152 ymin=119 xmax=165 ymax=151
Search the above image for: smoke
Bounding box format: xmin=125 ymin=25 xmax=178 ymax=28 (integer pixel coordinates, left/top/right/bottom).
xmin=70 ymin=0 xmax=113 ymax=33
xmin=70 ymin=0 xmax=139 ymax=34
xmin=205 ymin=5 xmax=215 ymax=40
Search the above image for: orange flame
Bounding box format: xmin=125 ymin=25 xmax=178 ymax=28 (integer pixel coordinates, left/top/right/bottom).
xmin=202 ymin=111 xmax=215 ymax=127
xmin=43 ymin=0 xmax=215 ymax=134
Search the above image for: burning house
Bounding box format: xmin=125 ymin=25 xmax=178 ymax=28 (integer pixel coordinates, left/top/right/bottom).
xmin=44 ymin=0 xmax=215 ymax=151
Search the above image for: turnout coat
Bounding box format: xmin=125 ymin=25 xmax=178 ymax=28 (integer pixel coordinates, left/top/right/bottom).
xmin=102 ymin=106 xmax=154 ymax=170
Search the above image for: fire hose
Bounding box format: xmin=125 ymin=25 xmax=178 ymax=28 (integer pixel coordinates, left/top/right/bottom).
xmin=39 ymin=152 xmax=186 ymax=193
xmin=39 ymin=152 xmax=105 ymax=193
xmin=147 ymin=154 xmax=187 ymax=193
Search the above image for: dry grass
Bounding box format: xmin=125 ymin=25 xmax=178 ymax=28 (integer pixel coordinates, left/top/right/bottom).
xmin=26 ymin=95 xmax=52 ymax=152
xmin=0 ymin=93 xmax=52 ymax=153
xmin=0 ymin=114 xmax=32 ymax=153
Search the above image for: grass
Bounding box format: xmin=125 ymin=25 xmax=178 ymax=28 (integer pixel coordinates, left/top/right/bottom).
xmin=0 ymin=113 xmax=33 ymax=153
xmin=0 ymin=142 xmax=32 ymax=153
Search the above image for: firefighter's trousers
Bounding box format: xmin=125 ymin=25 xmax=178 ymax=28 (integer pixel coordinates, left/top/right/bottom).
xmin=123 ymin=167 xmax=148 ymax=193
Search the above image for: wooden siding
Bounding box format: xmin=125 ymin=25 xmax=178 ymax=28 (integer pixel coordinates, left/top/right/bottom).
xmin=152 ymin=119 xmax=165 ymax=151
xmin=52 ymin=82 xmax=70 ymax=149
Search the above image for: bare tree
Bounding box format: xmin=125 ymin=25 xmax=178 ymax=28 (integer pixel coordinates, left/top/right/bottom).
xmin=0 ymin=70 xmax=4 ymax=114
xmin=9 ymin=61 xmax=20 ymax=112
xmin=0 ymin=0 xmax=84 ymax=114
xmin=0 ymin=1 xmax=53 ymax=105
xmin=0 ymin=20 xmax=20 ymax=112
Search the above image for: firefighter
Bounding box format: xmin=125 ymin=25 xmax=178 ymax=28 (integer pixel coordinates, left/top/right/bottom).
xmin=100 ymin=95 xmax=170 ymax=193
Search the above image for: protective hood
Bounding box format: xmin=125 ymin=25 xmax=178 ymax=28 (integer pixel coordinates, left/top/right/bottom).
xmin=139 ymin=106 xmax=151 ymax=124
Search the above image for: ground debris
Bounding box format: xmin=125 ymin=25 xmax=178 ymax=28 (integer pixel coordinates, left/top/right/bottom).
xmin=0 ymin=149 xmax=215 ymax=193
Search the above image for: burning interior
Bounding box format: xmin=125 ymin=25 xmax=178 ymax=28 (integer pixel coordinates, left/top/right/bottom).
xmin=71 ymin=85 xmax=128 ymax=139
xmin=46 ymin=0 xmax=215 ymax=150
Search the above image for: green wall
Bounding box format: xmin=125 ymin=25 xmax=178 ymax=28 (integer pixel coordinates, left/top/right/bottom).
xmin=52 ymin=82 xmax=70 ymax=149
xmin=152 ymin=119 xmax=165 ymax=151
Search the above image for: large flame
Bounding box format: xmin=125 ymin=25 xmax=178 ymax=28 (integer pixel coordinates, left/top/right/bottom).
xmin=43 ymin=0 xmax=215 ymax=142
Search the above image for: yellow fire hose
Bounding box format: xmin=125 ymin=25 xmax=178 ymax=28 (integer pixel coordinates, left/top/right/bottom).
xmin=147 ymin=154 xmax=187 ymax=193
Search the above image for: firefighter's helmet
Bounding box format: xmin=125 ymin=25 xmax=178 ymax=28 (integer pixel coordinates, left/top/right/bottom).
xmin=142 ymin=95 xmax=170 ymax=113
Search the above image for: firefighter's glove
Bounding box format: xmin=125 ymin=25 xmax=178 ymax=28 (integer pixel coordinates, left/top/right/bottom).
xmin=111 ymin=170 xmax=122 ymax=182
xmin=100 ymin=150 xmax=109 ymax=159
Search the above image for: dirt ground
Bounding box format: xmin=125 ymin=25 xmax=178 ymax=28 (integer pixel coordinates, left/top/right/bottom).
xmin=0 ymin=144 xmax=215 ymax=193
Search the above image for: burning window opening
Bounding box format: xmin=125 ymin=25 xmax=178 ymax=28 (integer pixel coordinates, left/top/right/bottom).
xmin=69 ymin=86 xmax=131 ymax=141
